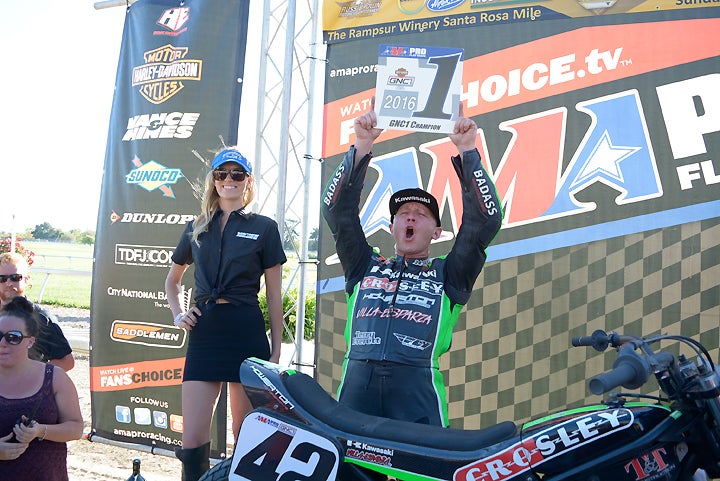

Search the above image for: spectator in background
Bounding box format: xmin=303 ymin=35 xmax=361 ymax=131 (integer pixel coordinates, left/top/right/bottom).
xmin=0 ymin=253 xmax=75 ymax=372
xmin=0 ymin=296 xmax=84 ymax=480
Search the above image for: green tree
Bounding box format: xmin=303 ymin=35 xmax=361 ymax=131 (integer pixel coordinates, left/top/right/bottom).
xmin=32 ymin=222 xmax=61 ymax=240
xmin=308 ymin=227 xmax=319 ymax=252
xmin=79 ymin=232 xmax=95 ymax=244
xmin=283 ymin=219 xmax=299 ymax=251
xmin=260 ymin=288 xmax=316 ymax=342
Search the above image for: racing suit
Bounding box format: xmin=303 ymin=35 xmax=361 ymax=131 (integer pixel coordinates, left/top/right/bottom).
xmin=322 ymin=145 xmax=502 ymax=426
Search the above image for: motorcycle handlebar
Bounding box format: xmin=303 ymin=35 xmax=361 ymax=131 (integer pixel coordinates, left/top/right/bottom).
xmin=572 ymin=330 xmax=640 ymax=352
xmin=572 ymin=330 xmax=613 ymax=352
xmin=588 ymin=345 xmax=650 ymax=395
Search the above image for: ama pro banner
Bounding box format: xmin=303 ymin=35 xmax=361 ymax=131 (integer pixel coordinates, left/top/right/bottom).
xmin=317 ymin=5 xmax=720 ymax=428
xmin=91 ymin=0 xmax=249 ymax=456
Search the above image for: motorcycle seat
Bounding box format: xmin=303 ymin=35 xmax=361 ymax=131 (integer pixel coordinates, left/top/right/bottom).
xmin=283 ymin=370 xmax=517 ymax=452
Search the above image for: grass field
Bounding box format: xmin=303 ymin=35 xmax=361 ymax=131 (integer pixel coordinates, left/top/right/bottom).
xmin=23 ymin=241 xmax=94 ymax=308
xmin=20 ymin=241 xmax=317 ymax=309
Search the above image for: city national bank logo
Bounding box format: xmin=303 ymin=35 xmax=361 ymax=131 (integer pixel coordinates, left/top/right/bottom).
xmin=126 ymin=155 xmax=183 ymax=198
xmin=115 ymin=244 xmax=174 ymax=268
xmin=111 ymin=321 xmax=186 ymax=349
xmin=131 ymin=44 xmax=202 ymax=104
xmin=154 ymin=7 xmax=190 ymax=36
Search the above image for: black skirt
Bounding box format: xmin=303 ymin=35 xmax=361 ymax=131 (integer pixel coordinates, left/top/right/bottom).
xmin=182 ymin=303 xmax=271 ymax=382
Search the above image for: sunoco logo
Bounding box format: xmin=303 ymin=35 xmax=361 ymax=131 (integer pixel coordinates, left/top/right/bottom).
xmin=131 ymin=44 xmax=202 ymax=104
xmin=126 ymin=155 xmax=183 ymax=198
xmin=111 ymin=321 xmax=186 ymax=349
xmin=115 ymin=244 xmax=174 ymax=267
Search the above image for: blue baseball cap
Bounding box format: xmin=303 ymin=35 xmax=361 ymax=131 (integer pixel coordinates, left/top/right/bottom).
xmin=211 ymin=149 xmax=252 ymax=174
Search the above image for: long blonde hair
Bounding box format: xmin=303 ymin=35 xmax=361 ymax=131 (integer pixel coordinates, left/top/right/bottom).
xmin=191 ymin=151 xmax=256 ymax=244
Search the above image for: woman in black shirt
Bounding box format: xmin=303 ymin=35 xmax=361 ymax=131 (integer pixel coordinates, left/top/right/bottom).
xmin=165 ymin=147 xmax=286 ymax=481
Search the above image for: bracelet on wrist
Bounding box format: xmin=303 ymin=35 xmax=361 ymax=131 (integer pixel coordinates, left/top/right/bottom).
xmin=173 ymin=312 xmax=185 ymax=327
xmin=38 ymin=424 xmax=47 ymax=441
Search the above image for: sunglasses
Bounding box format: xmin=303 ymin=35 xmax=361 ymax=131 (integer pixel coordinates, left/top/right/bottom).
xmin=212 ymin=169 xmax=248 ymax=182
xmin=0 ymin=330 xmax=25 ymax=345
xmin=0 ymin=274 xmax=24 ymax=283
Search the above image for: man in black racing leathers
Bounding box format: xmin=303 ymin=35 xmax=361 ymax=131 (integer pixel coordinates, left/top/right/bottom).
xmin=322 ymin=102 xmax=503 ymax=427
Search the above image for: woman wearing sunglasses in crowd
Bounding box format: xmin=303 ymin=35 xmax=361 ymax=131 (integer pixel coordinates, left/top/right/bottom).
xmin=0 ymin=252 xmax=75 ymax=372
xmin=165 ymin=147 xmax=286 ymax=481
xmin=0 ymin=296 xmax=83 ymax=480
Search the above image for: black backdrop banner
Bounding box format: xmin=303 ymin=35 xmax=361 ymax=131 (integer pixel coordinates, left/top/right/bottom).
xmin=90 ymin=0 xmax=249 ymax=457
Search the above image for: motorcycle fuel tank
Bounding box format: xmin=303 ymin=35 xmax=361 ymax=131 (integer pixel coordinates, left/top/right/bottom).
xmin=521 ymin=403 xmax=672 ymax=476
xmin=454 ymin=403 xmax=671 ymax=481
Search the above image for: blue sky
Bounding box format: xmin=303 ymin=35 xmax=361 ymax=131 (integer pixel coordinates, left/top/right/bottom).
xmin=0 ymin=1 xmax=266 ymax=234
xmin=0 ymin=1 xmax=125 ymax=232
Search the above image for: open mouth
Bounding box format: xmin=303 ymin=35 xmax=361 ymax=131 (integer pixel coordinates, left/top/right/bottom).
xmin=405 ymin=226 xmax=414 ymax=239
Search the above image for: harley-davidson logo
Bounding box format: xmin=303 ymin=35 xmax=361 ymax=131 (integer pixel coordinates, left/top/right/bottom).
xmin=131 ymin=45 xmax=202 ymax=104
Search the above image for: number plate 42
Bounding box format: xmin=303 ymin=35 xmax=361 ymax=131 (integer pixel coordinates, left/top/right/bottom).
xmin=230 ymin=412 xmax=340 ymax=481
xmin=375 ymin=44 xmax=464 ymax=134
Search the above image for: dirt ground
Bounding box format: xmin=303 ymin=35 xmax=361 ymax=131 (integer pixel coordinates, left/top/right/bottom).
xmin=67 ymin=353 xmax=182 ymax=481
xmin=53 ymin=303 xmax=183 ymax=481
xmin=54 ymin=305 xmax=314 ymax=481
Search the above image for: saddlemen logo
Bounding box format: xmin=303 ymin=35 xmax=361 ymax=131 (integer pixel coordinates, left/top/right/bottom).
xmin=126 ymin=156 xmax=183 ymax=198
xmin=110 ymin=211 xmax=195 ymax=225
xmin=115 ymin=244 xmax=174 ymax=268
xmin=111 ymin=321 xmax=186 ymax=349
xmin=455 ymin=408 xmax=634 ymax=481
xmin=123 ymin=112 xmax=200 ymax=141
xmin=131 ymin=44 xmax=202 ymax=104
xmin=154 ymin=7 xmax=189 ymax=36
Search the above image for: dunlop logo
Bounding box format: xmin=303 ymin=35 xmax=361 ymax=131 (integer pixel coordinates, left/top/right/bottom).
xmin=132 ymin=44 xmax=202 ymax=104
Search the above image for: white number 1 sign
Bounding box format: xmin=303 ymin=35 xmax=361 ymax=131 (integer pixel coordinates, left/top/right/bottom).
xmin=374 ymin=44 xmax=464 ymax=134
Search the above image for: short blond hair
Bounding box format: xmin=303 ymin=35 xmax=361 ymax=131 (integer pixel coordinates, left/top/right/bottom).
xmin=0 ymin=252 xmax=29 ymax=274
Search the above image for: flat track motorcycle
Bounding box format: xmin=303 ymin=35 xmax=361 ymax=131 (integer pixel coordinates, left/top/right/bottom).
xmin=199 ymin=330 xmax=720 ymax=481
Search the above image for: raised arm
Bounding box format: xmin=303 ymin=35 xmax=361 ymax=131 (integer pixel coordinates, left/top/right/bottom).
xmin=448 ymin=103 xmax=477 ymax=157
xmin=352 ymin=97 xmax=383 ymax=162
xmin=444 ymin=108 xmax=503 ymax=305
